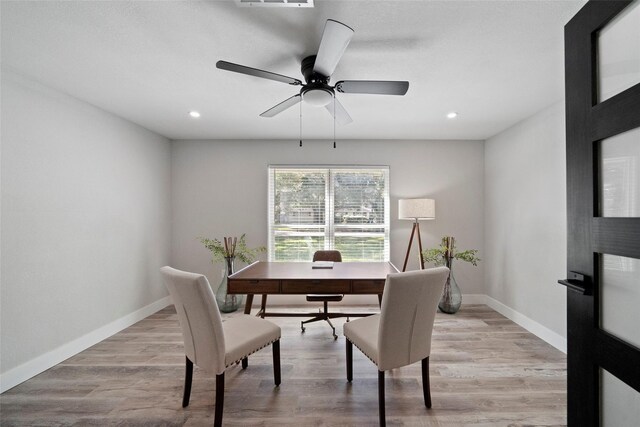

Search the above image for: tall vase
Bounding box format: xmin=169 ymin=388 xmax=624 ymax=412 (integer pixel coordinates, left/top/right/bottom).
xmin=438 ymin=257 xmax=462 ymax=314
xmin=215 ymin=256 xmax=243 ymax=313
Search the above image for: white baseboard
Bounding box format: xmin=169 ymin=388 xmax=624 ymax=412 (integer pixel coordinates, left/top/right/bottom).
xmin=463 ymin=294 xmax=567 ymax=353
xmin=0 ymin=296 xmax=172 ymax=393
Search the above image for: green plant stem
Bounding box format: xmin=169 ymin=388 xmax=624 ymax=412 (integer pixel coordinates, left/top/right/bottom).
xmin=200 ymin=234 xmax=266 ymax=265
xmin=422 ymin=236 xmax=480 ymax=267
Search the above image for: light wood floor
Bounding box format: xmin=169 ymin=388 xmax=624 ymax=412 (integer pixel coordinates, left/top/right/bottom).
xmin=0 ymin=304 xmax=566 ymax=426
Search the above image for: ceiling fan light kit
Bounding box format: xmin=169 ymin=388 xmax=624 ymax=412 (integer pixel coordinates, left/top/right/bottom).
xmin=302 ymin=87 xmax=333 ymax=107
xmin=216 ymin=19 xmax=409 ymax=126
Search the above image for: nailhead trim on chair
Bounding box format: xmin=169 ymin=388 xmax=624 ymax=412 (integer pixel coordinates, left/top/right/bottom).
xmin=348 ymin=338 xmax=379 ymax=368
xmin=225 ymin=336 xmax=281 ymax=368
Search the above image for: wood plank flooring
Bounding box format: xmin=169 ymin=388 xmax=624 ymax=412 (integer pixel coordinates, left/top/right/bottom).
xmin=0 ymin=305 xmax=567 ymax=426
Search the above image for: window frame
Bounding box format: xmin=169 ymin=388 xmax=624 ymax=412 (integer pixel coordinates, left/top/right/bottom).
xmin=267 ymin=165 xmax=390 ymax=262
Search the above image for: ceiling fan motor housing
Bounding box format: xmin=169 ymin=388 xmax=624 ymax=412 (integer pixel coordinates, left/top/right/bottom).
xmin=301 ymin=55 xmax=329 ymax=85
xmin=301 ymin=55 xmax=334 ymax=106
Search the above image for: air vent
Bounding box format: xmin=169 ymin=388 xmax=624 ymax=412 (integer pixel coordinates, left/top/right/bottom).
xmin=235 ymin=0 xmax=314 ymax=7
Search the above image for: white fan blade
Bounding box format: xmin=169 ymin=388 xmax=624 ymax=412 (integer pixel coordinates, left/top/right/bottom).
xmin=325 ymin=97 xmax=353 ymax=126
xmin=313 ymin=20 xmax=354 ymax=77
xmin=260 ymin=94 xmax=302 ymax=117
xmin=336 ymin=80 xmax=409 ymax=95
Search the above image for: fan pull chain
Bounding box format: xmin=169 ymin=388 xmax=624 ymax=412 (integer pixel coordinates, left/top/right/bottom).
xmin=333 ymin=95 xmax=337 ymax=149
xmin=299 ymin=98 xmax=303 ymax=148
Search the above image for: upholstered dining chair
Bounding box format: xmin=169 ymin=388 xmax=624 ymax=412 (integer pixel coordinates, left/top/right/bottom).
xmin=343 ymin=267 xmax=449 ymax=427
xmin=160 ymin=266 xmax=281 ymax=427
xmin=301 ymin=250 xmax=344 ymax=339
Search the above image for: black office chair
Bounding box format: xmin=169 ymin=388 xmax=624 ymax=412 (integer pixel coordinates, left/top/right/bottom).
xmin=301 ymin=250 xmax=344 ymax=339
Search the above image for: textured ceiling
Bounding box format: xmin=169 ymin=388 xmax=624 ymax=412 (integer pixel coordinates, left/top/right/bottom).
xmin=1 ymin=0 xmax=585 ymax=140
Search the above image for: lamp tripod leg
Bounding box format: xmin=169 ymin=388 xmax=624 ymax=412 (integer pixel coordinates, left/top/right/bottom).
xmin=402 ymin=222 xmax=418 ymax=272
xmin=416 ymin=221 xmax=424 ymax=269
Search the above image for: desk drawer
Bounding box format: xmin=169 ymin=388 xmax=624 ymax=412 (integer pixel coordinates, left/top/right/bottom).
xmin=352 ymin=280 xmax=385 ymax=294
xmin=281 ymin=279 xmax=350 ymax=294
xmin=228 ymin=280 xmax=280 ymax=294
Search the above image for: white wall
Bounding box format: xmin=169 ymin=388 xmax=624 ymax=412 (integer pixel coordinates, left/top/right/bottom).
xmin=0 ymin=71 xmax=172 ymax=388
xmin=484 ymin=101 xmax=567 ymax=341
xmin=171 ymin=139 xmax=485 ymax=305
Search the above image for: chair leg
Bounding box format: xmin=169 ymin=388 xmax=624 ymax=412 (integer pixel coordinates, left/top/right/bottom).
xmin=214 ymin=372 xmax=224 ymax=427
xmin=273 ymin=339 xmax=281 ymax=386
xmin=301 ymin=302 xmax=335 ymax=337
xmin=182 ymin=356 xmax=193 ymax=408
xmin=324 ymin=317 xmax=338 ymax=339
xmin=378 ymin=370 xmax=386 ymax=427
xmin=346 ymin=339 xmax=353 ymax=382
xmin=302 ymin=301 xmax=338 ymax=338
xmin=422 ymin=356 xmax=432 ymax=408
xmin=241 ymin=357 xmax=248 ymax=369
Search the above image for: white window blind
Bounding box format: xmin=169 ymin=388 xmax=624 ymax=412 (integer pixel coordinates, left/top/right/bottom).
xmin=268 ymin=166 xmax=390 ymax=262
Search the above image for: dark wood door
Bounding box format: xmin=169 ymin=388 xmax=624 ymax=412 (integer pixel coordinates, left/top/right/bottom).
xmin=563 ymin=1 xmax=640 ymax=425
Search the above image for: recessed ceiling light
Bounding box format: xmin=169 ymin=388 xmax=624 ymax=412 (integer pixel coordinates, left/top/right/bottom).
xmin=189 ymin=111 xmax=201 ymax=118
xmin=447 ymin=112 xmax=458 ymax=119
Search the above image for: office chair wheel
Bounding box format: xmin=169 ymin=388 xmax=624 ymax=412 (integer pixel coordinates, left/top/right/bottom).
xmin=301 ymin=322 xmax=305 ymax=333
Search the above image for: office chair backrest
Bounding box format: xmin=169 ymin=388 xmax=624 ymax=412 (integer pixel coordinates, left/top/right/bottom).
xmin=313 ymin=250 xmax=342 ymax=262
xmin=377 ymin=267 xmax=449 ymax=371
xmin=161 ymin=266 xmax=226 ymax=374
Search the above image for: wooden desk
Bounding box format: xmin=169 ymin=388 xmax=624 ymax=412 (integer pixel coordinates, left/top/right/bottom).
xmin=227 ymin=261 xmax=398 ymax=317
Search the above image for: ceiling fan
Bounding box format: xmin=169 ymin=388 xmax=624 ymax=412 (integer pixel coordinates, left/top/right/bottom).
xmin=216 ymin=19 xmax=409 ymax=126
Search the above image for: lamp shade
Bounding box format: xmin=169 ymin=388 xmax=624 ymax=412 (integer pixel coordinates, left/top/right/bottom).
xmin=398 ymin=198 xmax=435 ymax=220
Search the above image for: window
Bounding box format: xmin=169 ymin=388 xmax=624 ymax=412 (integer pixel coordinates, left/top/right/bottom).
xmin=268 ymin=166 xmax=390 ymax=262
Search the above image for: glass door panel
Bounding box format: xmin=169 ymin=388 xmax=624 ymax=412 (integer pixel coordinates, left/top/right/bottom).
xmin=600 ymin=254 xmax=640 ymax=349
xmin=599 ymin=127 xmax=640 ymax=217
xmin=598 ymin=0 xmax=640 ymax=102
xmin=601 ymin=368 xmax=640 ymax=426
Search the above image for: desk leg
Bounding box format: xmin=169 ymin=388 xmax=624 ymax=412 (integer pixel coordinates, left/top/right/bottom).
xmin=244 ymin=294 xmax=254 ymax=315
xmin=378 ymin=294 xmax=383 ymax=307
xmin=260 ymin=295 xmax=268 ymax=319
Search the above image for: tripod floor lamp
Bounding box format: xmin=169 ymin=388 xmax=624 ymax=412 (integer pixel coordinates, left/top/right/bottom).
xmin=399 ymin=198 xmax=435 ymax=272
